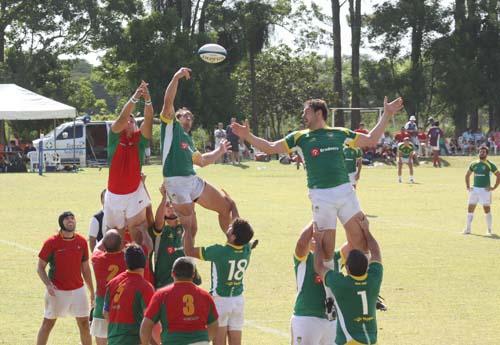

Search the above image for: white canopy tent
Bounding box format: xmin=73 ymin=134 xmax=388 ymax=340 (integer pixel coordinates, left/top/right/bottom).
xmin=0 ymin=84 xmax=77 ymax=174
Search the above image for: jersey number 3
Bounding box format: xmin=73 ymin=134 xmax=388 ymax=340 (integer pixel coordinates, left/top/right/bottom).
xmin=228 ymin=259 xmax=248 ymax=281
xmin=182 ymin=294 xmax=195 ymax=316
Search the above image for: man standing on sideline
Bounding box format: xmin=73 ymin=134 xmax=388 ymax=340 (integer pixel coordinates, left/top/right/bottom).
xmin=36 ymin=212 xmax=94 ymax=345
xmin=405 ymin=115 xmax=419 ymax=148
xmin=397 ymin=137 xmax=416 ymax=183
xmin=226 ymin=117 xmax=241 ymax=165
xmin=183 ymin=191 xmax=255 ymax=345
xmin=231 ymin=97 xmax=403 ymax=265
xmin=88 ymin=189 xmax=106 ymax=252
xmin=344 ymin=144 xmax=363 ymax=188
xmin=90 ymin=230 xmax=126 ymax=345
xmin=291 ymin=222 xmax=336 ymax=345
xmin=104 ymin=81 xmax=153 ymax=241
xmin=141 ymin=257 xmax=219 ymax=345
xmin=214 ymin=122 xmax=227 ymax=163
xmin=427 ymin=121 xmax=444 ymax=167
xmin=464 ymin=146 xmax=500 ymax=235
xmin=313 ymin=219 xmax=383 ymax=345
xmin=103 ymin=244 xmax=155 ymax=345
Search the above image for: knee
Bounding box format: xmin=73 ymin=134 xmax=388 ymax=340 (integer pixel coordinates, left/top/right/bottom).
xmin=41 ymin=319 xmax=56 ymax=332
xmin=76 ymin=318 xmax=90 ymax=330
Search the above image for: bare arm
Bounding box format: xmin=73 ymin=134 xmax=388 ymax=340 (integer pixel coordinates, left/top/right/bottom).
xmin=37 ymin=258 xmax=56 ymax=296
xmin=141 ymin=82 xmax=154 ymax=139
xmin=160 ymin=68 xmax=191 ymax=120
xmin=207 ymin=320 xmax=219 ymax=341
xmin=89 ymin=237 xmax=97 ymax=253
xmin=355 ymin=158 xmax=362 ymax=179
xmin=140 ymin=317 xmax=155 ymax=345
xmin=359 ymin=217 xmax=381 ymax=263
xmin=230 ymin=122 xmax=289 ymax=154
xmin=356 ymin=97 xmax=404 ymax=148
xmin=111 ymin=82 xmax=145 ymax=133
xmin=81 ymin=260 xmax=95 ymax=306
xmin=221 ymin=189 xmax=239 ymax=219
xmin=295 ymin=222 xmax=313 ymax=259
xmin=465 ymin=170 xmax=472 ymax=190
xmin=490 ymin=171 xmax=500 ymax=191
xmin=193 ymin=139 xmax=231 ymax=167
xmin=183 ymin=227 xmax=201 ymax=259
xmin=154 ymin=185 xmax=167 ymax=231
xmin=312 ymin=228 xmax=329 ymax=279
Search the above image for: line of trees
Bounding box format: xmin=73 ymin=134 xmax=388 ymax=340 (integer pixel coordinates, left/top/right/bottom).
xmin=1 ymin=0 xmax=500 ymax=143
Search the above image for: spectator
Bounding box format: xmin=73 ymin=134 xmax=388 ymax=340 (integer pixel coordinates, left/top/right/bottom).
xmin=36 ymin=211 xmax=94 ymax=345
xmin=404 ymin=115 xmax=419 ymax=148
xmin=462 ymin=128 xmax=473 ymax=144
xmin=428 ymin=121 xmax=444 ymax=167
xmin=394 ymin=127 xmax=409 ymax=143
xmin=355 ymin=122 xmax=369 ymax=135
xmin=417 ymin=127 xmax=428 ymax=157
xmin=214 ymin=122 xmax=227 ymax=163
xmin=378 ymin=131 xmax=395 ymax=162
xmin=494 ymin=127 xmax=500 ymax=153
xmin=88 ymin=189 xmax=107 ymax=252
xmin=226 ymin=117 xmax=241 ymax=165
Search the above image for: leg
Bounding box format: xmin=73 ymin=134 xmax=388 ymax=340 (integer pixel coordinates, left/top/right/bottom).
xmin=483 ymin=205 xmax=492 ymax=234
xmin=228 ymin=331 xmax=242 ymax=345
xmin=173 ymin=202 xmax=197 ymax=237
xmin=343 ymin=212 xmax=368 ymax=253
xmin=95 ymin=337 xmax=107 ymax=345
xmin=397 ymin=160 xmax=402 ymax=181
xmin=36 ymin=318 xmax=57 ymax=345
xmin=214 ymin=326 xmax=228 ymax=345
xmin=76 ymin=317 xmax=92 ymax=345
xmin=408 ymin=162 xmax=414 ymax=182
xmin=126 ymin=207 xmax=146 ymax=243
xmin=321 ymin=230 xmax=336 ymax=262
xmin=465 ymin=203 xmax=477 ymax=234
xmin=196 ymin=182 xmax=232 ymax=233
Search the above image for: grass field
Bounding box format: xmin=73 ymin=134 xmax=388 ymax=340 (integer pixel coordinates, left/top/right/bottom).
xmin=1 ymin=156 xmax=500 ymax=345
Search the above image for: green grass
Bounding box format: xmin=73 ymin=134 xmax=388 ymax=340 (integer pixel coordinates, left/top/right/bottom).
xmin=1 ymin=157 xmax=499 ymax=344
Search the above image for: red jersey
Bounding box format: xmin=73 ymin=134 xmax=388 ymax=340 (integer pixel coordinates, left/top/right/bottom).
xmin=104 ymin=271 xmax=154 ymax=324
xmin=123 ymin=230 xmax=154 ymax=286
xmin=417 ymin=132 xmax=427 ymax=141
xmin=91 ymin=249 xmax=126 ymax=297
xmin=144 ymin=281 xmax=218 ymax=344
xmin=107 ymin=130 xmax=146 ymax=195
xmin=355 ymin=128 xmax=369 ymax=135
xmin=38 ymin=233 xmax=89 ymax=290
xmin=394 ymin=131 xmax=409 ymax=143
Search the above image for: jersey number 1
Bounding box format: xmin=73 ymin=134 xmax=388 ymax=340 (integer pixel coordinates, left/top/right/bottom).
xmin=228 ymin=259 xmax=248 ymax=281
xmin=357 ymin=290 xmax=368 ymax=315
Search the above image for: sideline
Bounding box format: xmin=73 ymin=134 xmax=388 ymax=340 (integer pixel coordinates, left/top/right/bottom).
xmin=0 ymin=239 xmax=37 ymax=253
xmin=245 ymin=319 xmax=289 ymax=338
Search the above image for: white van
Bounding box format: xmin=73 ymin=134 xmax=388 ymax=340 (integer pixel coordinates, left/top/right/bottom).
xmin=31 ymin=117 xmax=146 ymax=167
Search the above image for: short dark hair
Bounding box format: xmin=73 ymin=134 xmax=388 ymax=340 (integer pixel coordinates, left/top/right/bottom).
xmin=304 ymin=99 xmax=328 ymax=121
xmin=125 ymin=244 xmax=146 ymax=270
xmin=173 ymin=257 xmax=195 ymax=279
xmin=434 ymin=121 xmax=440 ymax=126
xmin=346 ymin=249 xmax=368 ymax=277
xmin=103 ymin=230 xmax=122 ymax=252
xmin=479 ymin=145 xmax=489 ymax=153
xmin=232 ymin=218 xmax=254 ymax=245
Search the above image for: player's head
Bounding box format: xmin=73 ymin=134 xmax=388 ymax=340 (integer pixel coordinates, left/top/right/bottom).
xmin=433 ymin=121 xmax=440 ymax=127
xmin=126 ymin=114 xmax=138 ymax=136
xmin=218 ymin=122 xmax=223 ymax=129
xmin=345 ymin=249 xmax=368 ymax=277
xmin=100 ymin=189 xmax=106 ymax=206
xmin=172 ymin=256 xmax=196 ymax=281
xmin=479 ymin=145 xmax=489 ymax=159
xmin=227 ymin=218 xmax=254 ymax=245
xmin=58 ymin=211 xmax=76 ymax=232
xmin=400 ymin=126 xmax=405 ymax=132
xmin=176 ymin=107 xmax=194 ymax=131
xmin=403 ymin=137 xmax=410 ymax=143
xmin=164 ymin=201 xmax=177 ymax=221
xmin=359 ymin=122 xmax=365 ymax=129
xmin=303 ymin=99 xmax=328 ymax=128
xmin=409 ymin=115 xmax=416 ymax=122
xmin=103 ymin=230 xmax=122 ymax=253
xmin=125 ymin=244 xmax=146 ymax=270
xmin=231 ymin=117 xmax=237 ymax=124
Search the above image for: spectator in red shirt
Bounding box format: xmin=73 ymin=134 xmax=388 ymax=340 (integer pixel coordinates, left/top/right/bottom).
xmin=394 ymin=127 xmax=409 ymax=143
xmin=355 ymin=122 xmax=369 ymax=135
xmin=36 ymin=212 xmax=95 ymax=345
xmin=141 ymin=257 xmax=219 ymax=345
xmin=417 ymin=127 xmax=428 ymax=157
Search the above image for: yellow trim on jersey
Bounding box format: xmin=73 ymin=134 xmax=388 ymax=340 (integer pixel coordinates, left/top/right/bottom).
xmin=339 ymin=250 xmax=346 ymax=266
xmin=289 ymin=129 xmax=310 ymax=149
xmin=294 ymin=252 xmax=308 ymax=262
xmin=191 ymin=151 xmax=202 ymax=163
xmin=160 ymin=113 xmax=173 ymax=124
xmin=198 ymin=247 xmax=204 ymax=261
xmin=482 ymin=159 xmax=494 ymax=172
xmin=350 ymin=273 xmax=368 ymax=281
xmin=282 ymin=139 xmax=292 ymax=153
xmin=227 ymin=243 xmax=244 ymax=250
xmin=345 ymin=340 xmax=374 ymax=345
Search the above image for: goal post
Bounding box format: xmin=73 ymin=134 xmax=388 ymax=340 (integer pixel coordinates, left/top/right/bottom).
xmin=330 ymin=107 xmax=397 ymax=129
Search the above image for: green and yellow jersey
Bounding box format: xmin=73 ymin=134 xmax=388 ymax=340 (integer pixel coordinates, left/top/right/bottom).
xmin=325 ymin=262 xmax=383 ymax=345
xmin=343 ymin=146 xmax=363 ymax=174
xmin=397 ymin=142 xmax=415 ymax=158
xmin=469 ymin=159 xmax=498 ymax=188
xmin=284 ymin=127 xmax=359 ymax=189
xmin=160 ymin=115 xmax=200 ymax=177
xmin=200 ymin=243 xmax=252 ymax=297
xmin=293 ymin=252 xmax=327 ymax=318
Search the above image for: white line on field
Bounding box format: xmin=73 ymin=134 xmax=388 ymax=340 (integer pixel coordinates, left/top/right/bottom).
xmin=0 ymin=239 xmax=37 ymax=253
xmin=245 ymin=320 xmax=289 ymax=338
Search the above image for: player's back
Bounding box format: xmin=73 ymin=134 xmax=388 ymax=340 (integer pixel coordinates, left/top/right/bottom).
xmin=91 ymin=250 xmax=126 ymax=298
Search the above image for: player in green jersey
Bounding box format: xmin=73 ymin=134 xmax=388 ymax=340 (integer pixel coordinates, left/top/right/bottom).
xmin=314 ymin=219 xmax=383 ymax=345
xmin=159 ymin=67 xmax=232 ymax=239
xmin=291 ymin=222 xmax=337 ymax=345
xmin=184 ymin=191 xmax=255 ymax=345
xmin=343 ymin=144 xmax=363 ymax=188
xmin=397 ymin=137 xmax=416 ymax=183
xmin=464 ymin=146 xmax=500 ymax=235
xmin=231 ymin=97 xmax=403 ymax=264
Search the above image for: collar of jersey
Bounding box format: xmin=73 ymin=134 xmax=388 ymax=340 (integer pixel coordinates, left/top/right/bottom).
xmin=174 ymin=280 xmax=194 ymax=285
xmin=59 ymin=232 xmax=75 ymax=241
xmin=226 ymin=242 xmax=244 ymax=250
xmin=126 ymin=270 xmax=143 ymax=275
xmin=349 ymin=273 xmax=368 ymax=281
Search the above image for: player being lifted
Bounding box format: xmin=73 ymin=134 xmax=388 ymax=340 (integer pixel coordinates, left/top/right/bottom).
xmin=397 ymin=137 xmax=416 ymax=183
xmin=231 ymin=97 xmax=403 ymax=263
xmin=464 ymin=145 xmax=500 ymax=235
xmin=343 ymin=143 xmax=363 ymax=188
xmin=159 ymin=67 xmax=232 ymax=237
xmin=104 ymin=81 xmax=153 ymax=241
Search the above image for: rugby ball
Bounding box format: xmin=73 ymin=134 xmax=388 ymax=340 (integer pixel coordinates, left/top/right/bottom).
xmin=198 ymin=44 xmax=227 ymax=64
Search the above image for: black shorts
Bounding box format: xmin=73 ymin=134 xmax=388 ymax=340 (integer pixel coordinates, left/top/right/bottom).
xmin=230 ymin=140 xmax=239 ymax=152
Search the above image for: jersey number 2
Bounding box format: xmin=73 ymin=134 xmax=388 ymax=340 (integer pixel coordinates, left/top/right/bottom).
xmin=107 ymin=264 xmax=120 ymax=282
xmin=228 ymin=259 xmax=248 ymax=281
xmin=357 ymin=290 xmax=368 ymax=315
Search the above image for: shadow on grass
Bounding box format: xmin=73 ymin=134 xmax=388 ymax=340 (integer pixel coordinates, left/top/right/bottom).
xmin=468 ymin=233 xmax=500 ymax=240
xmin=232 ymin=163 xmax=250 ymax=169
xmin=366 ymin=215 xmax=378 ymax=218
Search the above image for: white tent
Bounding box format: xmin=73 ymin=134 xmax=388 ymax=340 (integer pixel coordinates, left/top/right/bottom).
xmin=0 ymin=84 xmax=76 ymax=120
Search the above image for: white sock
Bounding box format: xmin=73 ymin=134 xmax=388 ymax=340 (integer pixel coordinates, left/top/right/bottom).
xmin=410 ymin=175 xmax=414 ymax=180
xmin=486 ymin=213 xmax=492 ymax=231
xmin=466 ymin=213 xmax=474 ymax=230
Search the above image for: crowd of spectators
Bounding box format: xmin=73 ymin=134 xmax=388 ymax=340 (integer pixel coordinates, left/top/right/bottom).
xmin=0 ymin=139 xmax=35 ymax=172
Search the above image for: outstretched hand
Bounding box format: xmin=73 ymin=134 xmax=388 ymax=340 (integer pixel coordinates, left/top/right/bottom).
xmin=383 ymin=96 xmax=404 ymax=117
xmin=230 ymin=122 xmax=250 ymax=140
xmin=175 ymin=67 xmax=192 ymax=81
xmin=218 ymin=139 xmax=232 ymax=153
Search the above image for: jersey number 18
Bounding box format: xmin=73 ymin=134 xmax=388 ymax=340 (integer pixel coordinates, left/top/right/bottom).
xmin=227 ymin=259 xmax=248 ymax=281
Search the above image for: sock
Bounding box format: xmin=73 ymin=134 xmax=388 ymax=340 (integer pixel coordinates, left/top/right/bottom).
xmin=323 ymin=259 xmax=335 ymax=271
xmin=410 ymin=175 xmax=414 ymax=180
xmin=486 ymin=213 xmax=492 ymax=231
xmin=466 ymin=213 xmax=474 ymax=230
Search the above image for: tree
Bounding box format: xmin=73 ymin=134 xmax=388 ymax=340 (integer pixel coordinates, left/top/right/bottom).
xmin=349 ymin=0 xmax=361 ymax=129
xmin=332 ymin=0 xmax=344 ymax=126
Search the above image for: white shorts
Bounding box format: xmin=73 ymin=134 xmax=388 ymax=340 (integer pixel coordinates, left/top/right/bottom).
xmin=214 ymin=295 xmax=244 ymax=331
xmin=399 ymin=157 xmax=411 ymax=164
xmin=164 ymin=175 xmax=205 ymax=205
xmin=189 ymin=342 xmax=209 ymax=345
xmin=44 ymin=286 xmax=89 ymax=319
xmin=432 ymin=145 xmax=439 ymax=151
xmin=468 ymin=187 xmax=492 ymax=206
xmin=90 ymin=317 xmax=107 ymax=338
xmin=104 ymin=183 xmax=151 ymax=230
xmin=348 ymin=172 xmax=357 ymax=186
xmin=291 ymin=315 xmax=336 ymax=345
xmin=309 ymin=183 xmax=361 ymax=230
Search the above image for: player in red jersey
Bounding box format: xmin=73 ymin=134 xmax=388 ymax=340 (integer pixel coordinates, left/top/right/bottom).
xmin=90 ymin=230 xmax=126 ymax=345
xmin=104 ymin=81 xmax=153 ymax=242
xmin=141 ymin=257 xmax=219 ymax=345
xmin=103 ymin=244 xmax=155 ymax=345
xmin=36 ymin=212 xmax=94 ymax=345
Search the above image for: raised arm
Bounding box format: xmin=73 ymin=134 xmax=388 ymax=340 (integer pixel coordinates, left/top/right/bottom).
xmin=154 ymin=185 xmax=167 ymax=231
xmin=183 ymin=226 xmax=202 ymax=259
xmin=465 ymin=169 xmax=472 ymax=191
xmin=358 ymin=216 xmax=381 ymax=263
xmin=160 ymin=67 xmax=191 ymax=121
xmin=193 ymin=139 xmax=231 ymax=167
xmin=295 ymin=222 xmax=313 ymax=259
xmin=140 ymin=82 xmax=154 ymax=139
xmin=356 ymin=156 xmax=362 ymax=180
xmin=111 ymin=81 xmax=146 ymax=133
xmin=312 ymin=225 xmax=329 ymax=279
xmin=230 ymin=121 xmax=289 ymax=154
xmin=356 ymin=97 xmax=404 ymax=148
xmin=221 ymin=189 xmax=239 ymax=219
